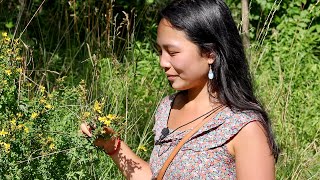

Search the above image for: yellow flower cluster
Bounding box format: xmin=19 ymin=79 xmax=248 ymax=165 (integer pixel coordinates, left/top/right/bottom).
xmin=98 ymin=116 xmax=111 ymax=126
xmin=49 ymin=143 xmax=55 ymax=150
xmin=0 ymin=142 xmax=11 ymax=153
xmin=5 ymin=69 xmax=12 ymax=76
xmin=39 ymin=85 xmax=45 ymax=93
xmin=83 ymin=112 xmax=90 ymax=118
xmin=45 ymin=104 xmax=53 ymax=109
xmin=1 ymin=32 xmax=10 ymax=42
xmin=31 ymin=112 xmax=39 ymax=119
xmin=16 ymin=68 xmax=22 ymax=73
xmin=0 ymin=129 xmax=9 ymax=136
xmin=138 ymin=145 xmax=147 ymax=152
xmin=93 ymin=101 xmax=103 ymax=114
xmin=98 ymin=114 xmax=119 ymax=126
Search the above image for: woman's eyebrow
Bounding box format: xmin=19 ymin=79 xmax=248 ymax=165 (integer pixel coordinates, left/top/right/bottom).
xmin=155 ymin=43 xmax=179 ymax=49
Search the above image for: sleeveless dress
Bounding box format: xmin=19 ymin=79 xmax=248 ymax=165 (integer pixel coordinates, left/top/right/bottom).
xmin=149 ymin=94 xmax=261 ymax=179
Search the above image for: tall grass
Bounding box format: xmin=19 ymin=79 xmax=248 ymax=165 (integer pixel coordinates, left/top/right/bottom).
xmin=250 ymin=1 xmax=320 ymax=179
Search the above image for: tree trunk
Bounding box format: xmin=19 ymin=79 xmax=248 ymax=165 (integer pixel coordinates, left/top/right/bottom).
xmin=241 ymin=0 xmax=250 ymax=53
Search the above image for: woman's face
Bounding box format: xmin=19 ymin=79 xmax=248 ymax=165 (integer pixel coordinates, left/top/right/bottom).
xmin=156 ymin=18 xmax=213 ymax=91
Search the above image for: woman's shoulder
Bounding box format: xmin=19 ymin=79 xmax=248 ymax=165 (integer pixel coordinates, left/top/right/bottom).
xmin=214 ymin=107 xmax=264 ymax=143
xmin=221 ymin=107 xmax=262 ymax=126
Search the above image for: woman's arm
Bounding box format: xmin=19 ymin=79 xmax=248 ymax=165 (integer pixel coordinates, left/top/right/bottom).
xmin=81 ymin=124 xmax=152 ymax=180
xmin=228 ymin=121 xmax=275 ymax=180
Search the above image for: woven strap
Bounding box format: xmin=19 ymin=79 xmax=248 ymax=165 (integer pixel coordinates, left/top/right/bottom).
xmin=156 ymin=105 xmax=224 ymax=180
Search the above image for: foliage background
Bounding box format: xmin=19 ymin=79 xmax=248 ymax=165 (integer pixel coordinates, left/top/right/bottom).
xmin=0 ymin=0 xmax=319 ymax=179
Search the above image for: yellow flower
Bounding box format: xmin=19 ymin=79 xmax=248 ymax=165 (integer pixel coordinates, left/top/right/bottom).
xmin=39 ymin=97 xmax=46 ymax=104
xmin=17 ymin=124 xmax=24 ymax=130
xmin=48 ymin=93 xmax=53 ymax=99
xmin=83 ymin=112 xmax=90 ymax=118
xmin=16 ymin=56 xmax=22 ymax=61
xmin=3 ymin=143 xmax=11 ymax=153
xmin=98 ymin=116 xmax=107 ymax=122
xmin=17 ymin=113 xmax=23 ymax=118
xmin=24 ymin=126 xmax=29 ymax=133
xmin=5 ymin=69 xmax=12 ymax=76
xmin=39 ymin=85 xmax=45 ymax=93
xmin=93 ymin=101 xmax=102 ymax=114
xmin=104 ymin=120 xmax=111 ymax=126
xmin=107 ymin=114 xmax=117 ymax=120
xmin=10 ymin=118 xmax=16 ymax=126
xmin=26 ymin=83 xmax=32 ymax=87
xmin=0 ymin=129 xmax=9 ymax=136
xmin=49 ymin=143 xmax=55 ymax=150
xmin=1 ymin=32 xmax=7 ymax=37
xmin=47 ymin=136 xmax=54 ymax=142
xmin=45 ymin=104 xmax=53 ymax=109
xmin=98 ymin=116 xmax=111 ymax=126
xmin=16 ymin=68 xmax=23 ymax=73
xmin=138 ymin=145 xmax=147 ymax=152
xmin=31 ymin=112 xmax=39 ymax=119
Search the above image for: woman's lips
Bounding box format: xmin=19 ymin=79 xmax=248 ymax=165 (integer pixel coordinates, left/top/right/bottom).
xmin=166 ymin=75 xmax=178 ymax=81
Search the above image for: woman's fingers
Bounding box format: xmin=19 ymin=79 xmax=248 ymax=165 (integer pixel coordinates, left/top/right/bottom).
xmin=103 ymin=126 xmax=115 ymax=135
xmin=80 ymin=123 xmax=92 ymax=137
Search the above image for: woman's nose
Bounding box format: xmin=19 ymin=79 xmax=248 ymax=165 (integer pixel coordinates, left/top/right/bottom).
xmin=159 ymin=53 xmax=171 ymax=69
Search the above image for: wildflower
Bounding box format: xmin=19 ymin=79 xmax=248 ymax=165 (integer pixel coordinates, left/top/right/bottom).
xmin=98 ymin=116 xmax=111 ymax=126
xmin=93 ymin=101 xmax=102 ymax=114
xmin=83 ymin=112 xmax=90 ymax=118
xmin=17 ymin=124 xmax=24 ymax=130
xmin=10 ymin=118 xmax=16 ymax=126
xmin=2 ymin=143 xmax=10 ymax=153
xmin=1 ymin=32 xmax=7 ymax=37
xmin=16 ymin=68 xmax=23 ymax=73
xmin=104 ymin=120 xmax=111 ymax=126
xmin=107 ymin=114 xmax=117 ymax=120
xmin=39 ymin=97 xmax=46 ymax=104
xmin=24 ymin=126 xmax=29 ymax=133
xmin=56 ymin=76 xmax=66 ymax=83
xmin=31 ymin=112 xmax=39 ymax=119
xmin=49 ymin=143 xmax=55 ymax=150
xmin=45 ymin=104 xmax=53 ymax=109
xmin=17 ymin=113 xmax=23 ymax=118
xmin=0 ymin=129 xmax=9 ymax=136
xmin=48 ymin=93 xmax=53 ymax=99
xmin=5 ymin=69 xmax=12 ymax=76
xmin=48 ymin=136 xmax=53 ymax=141
xmin=16 ymin=56 xmax=22 ymax=61
xmin=26 ymin=83 xmax=32 ymax=87
xmin=138 ymin=145 xmax=147 ymax=152
xmin=39 ymin=85 xmax=45 ymax=93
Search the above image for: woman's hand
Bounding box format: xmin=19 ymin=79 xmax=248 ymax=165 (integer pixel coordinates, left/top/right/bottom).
xmin=80 ymin=123 xmax=118 ymax=152
xmin=80 ymin=123 xmax=152 ymax=179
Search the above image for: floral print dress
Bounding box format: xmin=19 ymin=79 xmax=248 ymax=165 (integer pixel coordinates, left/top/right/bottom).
xmin=149 ymin=94 xmax=261 ymax=179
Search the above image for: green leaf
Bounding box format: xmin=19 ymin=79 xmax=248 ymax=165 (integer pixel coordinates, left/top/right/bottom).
xmin=5 ymin=21 xmax=14 ymax=29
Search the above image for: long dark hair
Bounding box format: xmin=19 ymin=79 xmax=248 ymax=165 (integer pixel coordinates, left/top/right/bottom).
xmin=159 ymin=0 xmax=279 ymax=160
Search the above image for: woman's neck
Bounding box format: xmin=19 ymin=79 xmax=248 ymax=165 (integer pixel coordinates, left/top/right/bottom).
xmin=180 ymin=83 xmax=217 ymax=110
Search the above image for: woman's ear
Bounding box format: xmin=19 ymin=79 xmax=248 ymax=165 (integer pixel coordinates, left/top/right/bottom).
xmin=207 ymin=52 xmax=216 ymax=64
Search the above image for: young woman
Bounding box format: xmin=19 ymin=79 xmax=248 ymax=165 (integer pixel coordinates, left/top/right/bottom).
xmin=81 ymin=0 xmax=279 ymax=179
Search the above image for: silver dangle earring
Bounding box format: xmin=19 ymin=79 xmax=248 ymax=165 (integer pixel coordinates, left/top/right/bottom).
xmin=208 ymin=64 xmax=214 ymax=80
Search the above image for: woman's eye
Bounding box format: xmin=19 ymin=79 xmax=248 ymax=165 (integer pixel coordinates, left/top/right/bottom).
xmin=169 ymin=52 xmax=178 ymax=56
